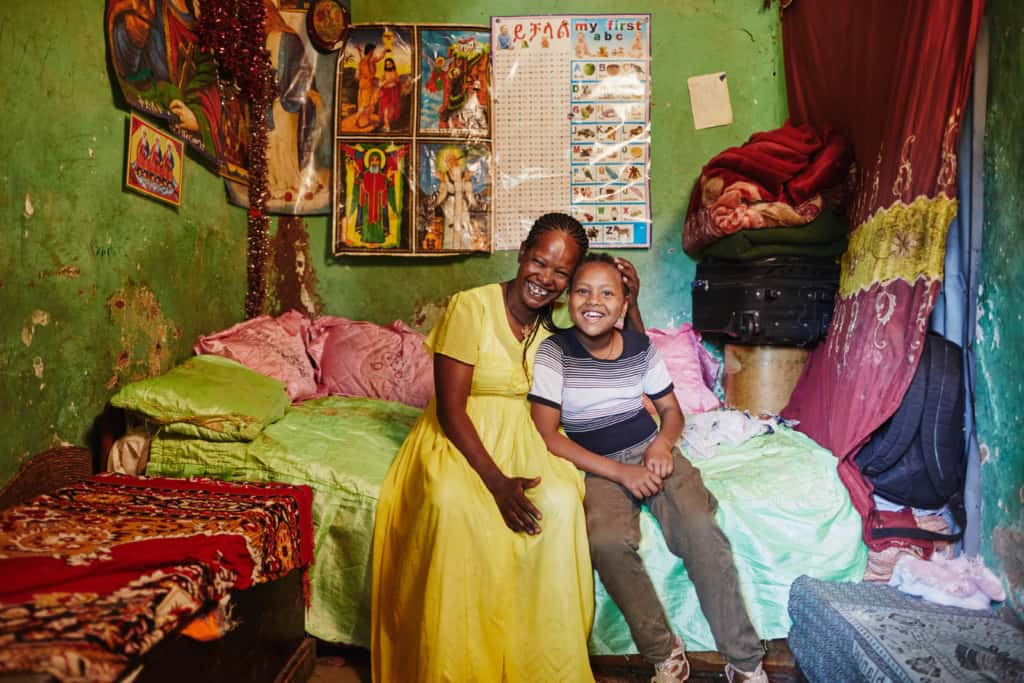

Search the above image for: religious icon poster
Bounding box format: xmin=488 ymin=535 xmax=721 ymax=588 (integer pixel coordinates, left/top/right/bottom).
xmin=416 ymin=142 xmax=491 ymax=252
xmin=125 ymin=113 xmax=185 ymax=207
xmin=418 ymin=27 xmax=491 ymax=137
xmin=491 ymin=15 xmax=652 ymax=250
xmin=335 ymin=140 xmax=412 ymax=251
xmin=225 ymin=3 xmax=338 ymax=215
xmin=333 ymin=23 xmax=493 ymax=256
xmin=338 ymin=25 xmax=416 ymax=137
xmin=105 ymin=0 xmax=250 ymax=183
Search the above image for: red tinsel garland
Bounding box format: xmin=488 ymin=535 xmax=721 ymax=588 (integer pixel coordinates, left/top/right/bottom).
xmin=196 ymin=0 xmax=276 ymax=319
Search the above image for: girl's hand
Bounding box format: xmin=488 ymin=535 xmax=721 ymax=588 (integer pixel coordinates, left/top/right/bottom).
xmin=616 ymin=463 xmax=663 ymax=499
xmin=486 ymin=474 xmax=543 ymax=535
xmin=643 ymin=440 xmax=675 ymax=479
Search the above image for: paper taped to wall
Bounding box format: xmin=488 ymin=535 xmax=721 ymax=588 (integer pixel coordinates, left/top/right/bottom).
xmin=687 ymin=72 xmax=733 ymax=130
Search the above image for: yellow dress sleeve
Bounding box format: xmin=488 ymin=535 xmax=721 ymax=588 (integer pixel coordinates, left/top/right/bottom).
xmin=425 ymin=290 xmax=481 ymax=366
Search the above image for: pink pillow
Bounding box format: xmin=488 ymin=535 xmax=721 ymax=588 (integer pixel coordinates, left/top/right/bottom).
xmin=307 ymin=317 xmax=434 ymax=408
xmin=646 ymin=324 xmax=721 ymax=414
xmin=194 ymin=310 xmax=319 ymax=402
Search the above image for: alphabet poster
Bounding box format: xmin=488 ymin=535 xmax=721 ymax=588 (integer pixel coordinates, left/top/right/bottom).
xmin=491 ymin=15 xmax=652 ymax=250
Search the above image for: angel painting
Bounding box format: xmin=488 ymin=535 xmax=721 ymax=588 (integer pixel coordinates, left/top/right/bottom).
xmin=416 ymin=142 xmax=491 ymax=252
xmin=337 ymin=142 xmax=409 ymax=250
xmin=418 ymin=28 xmax=491 ymax=135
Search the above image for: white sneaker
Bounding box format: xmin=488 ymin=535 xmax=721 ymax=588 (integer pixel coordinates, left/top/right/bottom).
xmin=650 ymin=635 xmax=689 ymax=683
xmin=725 ymin=661 xmax=769 ymax=683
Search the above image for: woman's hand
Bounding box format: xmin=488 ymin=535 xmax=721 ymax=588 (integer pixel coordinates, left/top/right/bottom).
xmin=643 ymin=440 xmax=675 ymax=479
xmin=486 ymin=474 xmax=543 ymax=535
xmin=613 ymin=257 xmax=645 ymax=330
xmin=616 ymin=462 xmax=663 ymax=499
xmin=613 ymin=257 xmax=640 ymax=307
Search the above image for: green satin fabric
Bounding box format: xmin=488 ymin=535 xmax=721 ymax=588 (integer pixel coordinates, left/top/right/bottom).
xmin=588 ymin=426 xmax=868 ymax=654
xmin=148 ymin=396 xmax=420 ymax=646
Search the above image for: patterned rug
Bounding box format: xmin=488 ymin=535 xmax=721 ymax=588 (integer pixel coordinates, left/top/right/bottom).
xmin=788 ymin=575 xmax=1024 ymax=682
xmin=0 ymin=474 xmax=313 ymax=682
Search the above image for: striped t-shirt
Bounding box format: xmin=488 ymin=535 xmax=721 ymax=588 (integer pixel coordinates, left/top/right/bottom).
xmin=528 ymin=328 xmax=674 ymax=459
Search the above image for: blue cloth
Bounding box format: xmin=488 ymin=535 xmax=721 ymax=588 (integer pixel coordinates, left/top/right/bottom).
xmin=930 ymin=88 xmax=984 ymax=555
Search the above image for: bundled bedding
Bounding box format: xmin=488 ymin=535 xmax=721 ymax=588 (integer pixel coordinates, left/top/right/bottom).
xmin=683 ymin=122 xmax=853 ymax=257
xmin=118 ymin=355 xmax=867 ymax=653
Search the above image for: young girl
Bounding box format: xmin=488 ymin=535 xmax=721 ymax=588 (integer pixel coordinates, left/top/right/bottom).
xmin=529 ymin=253 xmax=769 ymax=683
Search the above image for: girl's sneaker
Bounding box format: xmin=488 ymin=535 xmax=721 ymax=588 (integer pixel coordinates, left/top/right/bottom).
xmin=725 ymin=661 xmax=769 ymax=683
xmin=651 ymin=635 xmax=689 ymax=682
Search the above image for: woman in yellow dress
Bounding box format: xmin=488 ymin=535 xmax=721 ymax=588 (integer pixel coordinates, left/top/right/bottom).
xmin=372 ymin=213 xmax=643 ymax=682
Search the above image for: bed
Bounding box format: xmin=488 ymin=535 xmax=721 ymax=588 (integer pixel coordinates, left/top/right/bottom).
xmin=0 ymin=447 xmax=315 ymax=683
xmin=123 ymin=355 xmax=868 ymax=654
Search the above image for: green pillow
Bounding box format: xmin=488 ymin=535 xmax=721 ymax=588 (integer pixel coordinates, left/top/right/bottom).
xmin=111 ymin=355 xmax=290 ymax=441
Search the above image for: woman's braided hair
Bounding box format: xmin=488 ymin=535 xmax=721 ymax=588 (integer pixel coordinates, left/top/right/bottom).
xmin=518 ymin=213 xmax=589 ymax=371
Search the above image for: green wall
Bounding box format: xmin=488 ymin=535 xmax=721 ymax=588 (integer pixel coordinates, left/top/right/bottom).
xmin=311 ymin=1 xmax=787 ymax=328
xmin=0 ymin=1 xmax=786 ymax=484
xmin=976 ymin=0 xmax=1024 ymax=613
xmin=0 ymin=2 xmax=249 ymax=484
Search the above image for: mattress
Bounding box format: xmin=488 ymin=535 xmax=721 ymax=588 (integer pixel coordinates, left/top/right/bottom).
xmin=148 ymin=396 xmax=868 ymax=653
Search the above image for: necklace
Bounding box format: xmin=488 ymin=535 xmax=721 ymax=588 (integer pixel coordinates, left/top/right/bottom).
xmin=503 ymin=282 xmax=538 ymax=340
xmin=592 ymin=331 xmax=621 ymax=360
xmin=575 ymin=327 xmax=620 ymax=360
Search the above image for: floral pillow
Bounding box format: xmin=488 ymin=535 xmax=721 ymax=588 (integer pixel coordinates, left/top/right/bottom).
xmin=194 ymin=310 xmax=320 ymax=402
xmin=307 ymin=316 xmax=434 ymax=408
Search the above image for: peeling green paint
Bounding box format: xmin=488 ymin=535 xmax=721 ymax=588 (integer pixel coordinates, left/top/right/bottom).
xmin=105 ymin=284 xmax=178 ymax=390
xmin=0 ymin=2 xmax=249 ymax=486
xmin=976 ymin=0 xmax=1024 ymax=617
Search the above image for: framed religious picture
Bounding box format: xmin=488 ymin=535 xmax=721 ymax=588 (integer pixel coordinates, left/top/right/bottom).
xmin=333 ymin=140 xmax=412 ymax=253
xmin=125 ymin=113 xmax=185 ymax=207
xmin=306 ymin=0 xmax=351 ymax=52
xmin=332 ymin=23 xmax=493 ymax=256
xmin=416 ymin=142 xmax=492 ymax=252
xmin=337 ymin=25 xmax=416 ymax=136
xmin=417 ymin=27 xmax=491 ymax=137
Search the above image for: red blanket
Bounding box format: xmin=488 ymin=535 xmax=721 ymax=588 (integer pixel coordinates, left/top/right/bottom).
xmin=0 ymin=474 xmax=313 ymax=682
xmin=683 ymin=122 xmax=853 ymax=256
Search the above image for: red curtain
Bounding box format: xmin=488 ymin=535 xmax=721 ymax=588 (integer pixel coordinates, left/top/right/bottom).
xmin=781 ymin=0 xmax=983 ymax=551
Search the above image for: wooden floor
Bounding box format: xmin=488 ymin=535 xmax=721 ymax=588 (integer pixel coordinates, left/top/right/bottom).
xmin=592 ymin=639 xmax=805 ymax=682
xmin=310 ymin=640 xmax=805 ymax=682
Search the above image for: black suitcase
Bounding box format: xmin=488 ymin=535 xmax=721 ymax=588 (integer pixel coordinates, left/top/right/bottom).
xmin=691 ymin=256 xmax=839 ymax=347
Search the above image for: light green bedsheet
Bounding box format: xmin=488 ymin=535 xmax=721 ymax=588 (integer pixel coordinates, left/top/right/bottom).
xmin=149 ymin=397 xmax=866 ymax=652
xmin=148 ymin=396 xmax=420 ymax=647
xmin=589 ymin=426 xmax=867 ymax=654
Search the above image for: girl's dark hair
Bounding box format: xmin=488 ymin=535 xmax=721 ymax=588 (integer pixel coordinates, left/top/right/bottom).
xmin=575 ymin=252 xmax=630 ymax=297
xmin=518 ymin=213 xmax=589 ymax=372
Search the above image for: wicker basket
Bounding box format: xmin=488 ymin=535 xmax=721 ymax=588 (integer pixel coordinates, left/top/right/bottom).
xmin=0 ymin=446 xmax=94 ymax=510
